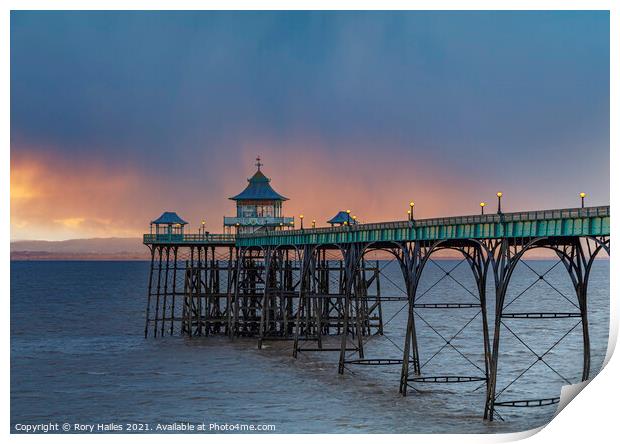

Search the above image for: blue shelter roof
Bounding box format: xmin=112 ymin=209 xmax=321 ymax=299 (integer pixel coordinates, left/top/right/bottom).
xmin=327 ymin=211 xmax=357 ymax=225
xmin=230 ymin=168 xmax=288 ymax=201
xmin=151 ymin=211 xmax=188 ymax=225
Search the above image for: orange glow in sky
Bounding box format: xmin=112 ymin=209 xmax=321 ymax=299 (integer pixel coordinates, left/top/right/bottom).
xmin=11 ymin=149 xmax=150 ymax=240
xmin=10 ymin=136 xmax=596 ymax=242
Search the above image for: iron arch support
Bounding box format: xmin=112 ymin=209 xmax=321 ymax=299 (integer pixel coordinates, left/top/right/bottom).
xmin=483 ymin=236 xmax=601 ymax=421
xmin=399 ymin=239 xmax=492 ymax=397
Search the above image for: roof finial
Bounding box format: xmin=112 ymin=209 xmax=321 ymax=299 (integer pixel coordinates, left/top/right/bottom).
xmin=255 ymin=155 xmax=263 ymax=171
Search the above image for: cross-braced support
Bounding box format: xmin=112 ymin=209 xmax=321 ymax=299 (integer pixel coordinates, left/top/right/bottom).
xmin=144 ymin=245 xmax=181 ymax=338
xmin=338 ymin=244 xmax=366 ymax=374
xmin=292 ymin=245 xmax=318 ymax=357
xmin=484 ymin=236 xmax=609 ymax=421
xmin=400 ymin=240 xmax=491 ymax=397
xmin=399 ymin=241 xmax=422 ymax=392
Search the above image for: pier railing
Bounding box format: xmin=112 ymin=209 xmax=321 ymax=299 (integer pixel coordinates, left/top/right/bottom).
xmin=236 ymin=205 xmax=610 ymax=246
xmin=223 ymin=216 xmax=294 ymax=226
xmin=143 ymin=233 xmax=236 ymax=244
xmin=143 ymin=206 xmax=609 ymax=246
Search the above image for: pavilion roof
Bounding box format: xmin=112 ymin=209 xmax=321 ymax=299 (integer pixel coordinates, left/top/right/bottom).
xmin=151 ymin=211 xmax=188 ymax=225
xmin=229 ymin=168 xmax=288 ymax=201
xmin=327 ymin=211 xmax=357 ymax=225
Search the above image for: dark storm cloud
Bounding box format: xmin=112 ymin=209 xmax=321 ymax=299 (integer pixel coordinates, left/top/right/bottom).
xmin=10 ymin=11 xmax=610 ymax=239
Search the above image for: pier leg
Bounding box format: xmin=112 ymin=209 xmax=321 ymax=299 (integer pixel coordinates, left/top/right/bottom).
xmin=556 ymin=237 xmax=608 ymax=382
xmin=338 ymin=245 xmax=363 ymax=374
xmin=312 ymin=256 xmax=323 ymax=349
xmin=399 ymin=292 xmax=421 ymax=392
xmin=144 ymin=246 xmax=155 ymax=338
xmin=293 ymin=246 xmax=315 ymax=357
xmin=169 ymin=247 xmax=178 ymax=336
xmin=400 ymin=243 xmax=421 ymax=395
xmin=468 ymin=245 xmax=492 ymax=390
xmin=353 ymin=271 xmax=365 ymax=360
xmin=375 ymin=261 xmax=384 ymax=335
xmin=485 ymin=239 xmax=508 ymax=421
xmin=232 ymin=249 xmax=243 ymax=337
xmin=153 ymin=247 xmax=163 ymax=338
xmin=160 ymin=247 xmax=171 ymax=337
xmin=184 ymin=265 xmax=193 ymax=338
xmin=197 ymin=247 xmax=203 ymax=336
xmin=226 ymin=247 xmax=235 ymax=337
xmin=258 ymin=247 xmax=273 ymax=348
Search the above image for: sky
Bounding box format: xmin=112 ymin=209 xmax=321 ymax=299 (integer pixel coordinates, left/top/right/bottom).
xmin=10 ymin=11 xmax=609 ymax=241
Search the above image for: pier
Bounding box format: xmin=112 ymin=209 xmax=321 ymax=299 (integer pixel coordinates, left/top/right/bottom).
xmin=143 ymin=161 xmax=610 ymax=421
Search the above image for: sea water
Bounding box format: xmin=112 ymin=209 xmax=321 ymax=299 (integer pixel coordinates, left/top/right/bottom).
xmin=10 ymin=260 xmax=610 ymax=433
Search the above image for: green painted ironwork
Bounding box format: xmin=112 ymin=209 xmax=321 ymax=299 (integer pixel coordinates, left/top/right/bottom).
xmin=236 ymin=206 xmax=610 ymax=247
xmin=143 ymin=233 xmax=236 ymax=245
xmin=223 ymin=216 xmax=294 ymax=226
xmin=143 ymin=206 xmax=609 ymax=247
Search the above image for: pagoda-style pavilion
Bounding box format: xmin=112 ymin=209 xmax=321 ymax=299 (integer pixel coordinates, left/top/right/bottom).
xmin=150 ymin=211 xmax=188 ymax=235
xmin=223 ymin=157 xmax=294 ymax=234
xmin=327 ymin=210 xmax=357 ymax=227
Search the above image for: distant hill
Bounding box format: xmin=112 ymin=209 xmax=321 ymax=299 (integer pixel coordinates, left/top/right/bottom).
xmin=10 ymin=236 xmax=577 ymax=261
xmin=10 ymin=237 xmax=150 ymax=260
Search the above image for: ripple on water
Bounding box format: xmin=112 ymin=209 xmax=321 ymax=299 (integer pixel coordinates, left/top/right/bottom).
xmin=10 ymin=260 xmax=610 ymax=433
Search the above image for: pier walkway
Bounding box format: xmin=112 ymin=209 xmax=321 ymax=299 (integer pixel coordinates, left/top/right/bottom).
xmin=143 ymin=205 xmax=610 ymax=246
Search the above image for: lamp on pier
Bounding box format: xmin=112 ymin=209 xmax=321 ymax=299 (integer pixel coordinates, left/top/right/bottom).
xmin=352 ymin=215 xmax=357 ymax=224
xmin=300 ymin=214 xmax=304 ymax=230
xmin=346 ymin=209 xmax=351 ymax=225
xmin=480 ymin=202 xmax=486 ymax=215
xmin=409 ymin=201 xmax=415 ymax=220
xmin=312 ymin=219 xmax=316 ymax=229
xmin=201 ymin=219 xmax=206 ymax=235
xmin=580 ymin=192 xmax=586 ymax=209
xmin=496 ymin=192 xmax=503 ymax=214
xmin=407 ymin=209 xmax=411 ymax=220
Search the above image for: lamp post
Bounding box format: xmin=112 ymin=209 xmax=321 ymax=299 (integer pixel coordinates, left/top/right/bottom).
xmin=290 ymin=220 xmax=295 ymax=230
xmin=346 ymin=209 xmax=351 ymax=225
xmin=201 ymin=220 xmax=206 ymax=235
xmin=300 ymin=214 xmax=304 ymax=230
xmin=407 ymin=210 xmax=411 ymax=221
xmin=580 ymin=192 xmax=586 ymax=209
xmin=409 ymin=201 xmax=414 ymax=220
xmin=496 ymin=192 xmax=503 ymax=214
xmin=352 ymin=215 xmax=357 ymax=225
xmin=312 ymin=220 xmax=316 ymax=229
xmin=480 ymin=202 xmax=486 ymax=215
